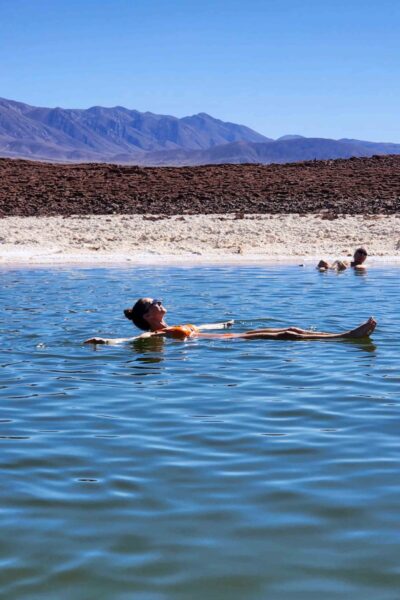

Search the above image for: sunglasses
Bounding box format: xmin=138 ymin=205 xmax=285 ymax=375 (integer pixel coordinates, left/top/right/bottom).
xmin=356 ymin=250 xmax=367 ymax=256
xmin=150 ymin=299 xmax=163 ymax=306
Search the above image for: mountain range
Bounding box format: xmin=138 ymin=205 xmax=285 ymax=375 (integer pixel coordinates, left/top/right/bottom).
xmin=1 ymin=97 xmax=400 ymax=166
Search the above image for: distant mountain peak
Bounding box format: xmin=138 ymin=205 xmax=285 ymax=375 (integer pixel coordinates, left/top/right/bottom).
xmin=0 ymin=97 xmax=271 ymax=161
xmin=277 ymin=134 xmax=305 ymax=141
xmin=193 ymin=112 xmax=213 ymax=118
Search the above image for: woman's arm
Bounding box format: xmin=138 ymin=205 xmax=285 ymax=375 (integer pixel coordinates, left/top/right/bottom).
xmin=84 ymin=332 xmax=155 ymax=345
xmin=84 ymin=321 xmax=234 ymax=343
xmin=197 ymin=320 xmax=234 ymax=330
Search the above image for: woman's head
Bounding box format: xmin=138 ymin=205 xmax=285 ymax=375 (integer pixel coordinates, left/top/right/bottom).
xmin=317 ymin=260 xmax=330 ymax=270
xmin=124 ymin=297 xmax=167 ymax=331
xmin=353 ymin=247 xmax=367 ymax=265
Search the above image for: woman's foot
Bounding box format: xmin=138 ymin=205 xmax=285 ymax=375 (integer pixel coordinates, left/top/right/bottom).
xmin=343 ymin=317 xmax=377 ymax=338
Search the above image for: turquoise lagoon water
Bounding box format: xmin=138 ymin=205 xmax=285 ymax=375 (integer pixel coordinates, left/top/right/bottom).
xmin=0 ymin=265 xmax=399 ymax=599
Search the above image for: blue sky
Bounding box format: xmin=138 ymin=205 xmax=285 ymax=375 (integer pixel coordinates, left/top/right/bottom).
xmin=1 ymin=0 xmax=399 ymax=141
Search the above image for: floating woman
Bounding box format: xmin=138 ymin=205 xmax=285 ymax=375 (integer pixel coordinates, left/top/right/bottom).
xmin=84 ymin=298 xmax=376 ymax=344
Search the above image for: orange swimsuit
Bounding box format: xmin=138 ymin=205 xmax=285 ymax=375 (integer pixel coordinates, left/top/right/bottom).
xmin=157 ymin=324 xmax=199 ymax=340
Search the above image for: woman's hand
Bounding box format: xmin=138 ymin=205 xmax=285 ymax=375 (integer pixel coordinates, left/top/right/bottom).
xmin=84 ymin=337 xmax=110 ymax=344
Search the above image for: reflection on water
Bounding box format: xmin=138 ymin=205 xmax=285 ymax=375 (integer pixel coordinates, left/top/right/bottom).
xmin=339 ymin=338 xmax=377 ymax=353
xmin=0 ymin=265 xmax=399 ymax=599
xmin=131 ymin=334 xmax=166 ymax=355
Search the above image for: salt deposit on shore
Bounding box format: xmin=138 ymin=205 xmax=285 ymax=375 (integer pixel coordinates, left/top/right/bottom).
xmin=0 ymin=214 xmax=399 ymax=265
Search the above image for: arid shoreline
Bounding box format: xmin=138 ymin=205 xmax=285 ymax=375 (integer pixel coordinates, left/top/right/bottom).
xmin=1 ymin=155 xmax=399 ymax=265
xmin=1 ymin=214 xmax=399 ymax=266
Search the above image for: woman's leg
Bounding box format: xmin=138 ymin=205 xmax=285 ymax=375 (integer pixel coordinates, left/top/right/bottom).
xmin=243 ymin=318 xmax=376 ymax=340
xmin=245 ymin=327 xmax=298 ymax=334
xmin=245 ymin=326 xmax=340 ymax=335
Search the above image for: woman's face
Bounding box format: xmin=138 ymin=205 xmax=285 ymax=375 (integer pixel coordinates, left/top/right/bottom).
xmin=143 ymin=298 xmax=167 ymax=326
xmin=354 ymin=249 xmax=367 ymax=264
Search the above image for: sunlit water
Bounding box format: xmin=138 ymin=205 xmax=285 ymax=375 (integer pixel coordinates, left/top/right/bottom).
xmin=0 ymin=265 xmax=399 ymax=599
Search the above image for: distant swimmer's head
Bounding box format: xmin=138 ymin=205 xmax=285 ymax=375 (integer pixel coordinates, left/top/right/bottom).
xmin=124 ymin=297 xmax=167 ymax=331
xmin=352 ymin=247 xmax=368 ymax=266
xmin=317 ymin=260 xmax=330 ymax=270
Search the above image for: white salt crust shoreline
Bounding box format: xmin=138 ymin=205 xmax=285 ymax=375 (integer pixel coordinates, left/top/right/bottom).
xmin=0 ymin=214 xmax=399 ymax=266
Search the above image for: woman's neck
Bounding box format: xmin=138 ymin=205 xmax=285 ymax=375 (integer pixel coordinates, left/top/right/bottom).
xmin=147 ymin=318 xmax=167 ymax=331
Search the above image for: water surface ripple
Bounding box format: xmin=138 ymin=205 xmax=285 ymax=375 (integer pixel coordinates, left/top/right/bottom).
xmin=0 ymin=265 xmax=399 ymax=599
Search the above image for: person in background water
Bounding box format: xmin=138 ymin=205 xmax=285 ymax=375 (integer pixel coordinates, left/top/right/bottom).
xmin=317 ymin=247 xmax=368 ymax=271
xmin=84 ymin=297 xmax=376 ymax=344
xmin=350 ymin=247 xmax=368 ymax=270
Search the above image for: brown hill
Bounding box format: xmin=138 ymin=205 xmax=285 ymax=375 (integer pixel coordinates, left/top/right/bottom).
xmin=0 ymin=155 xmax=399 ymax=217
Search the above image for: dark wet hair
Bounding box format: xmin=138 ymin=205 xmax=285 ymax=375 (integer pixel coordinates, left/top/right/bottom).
xmin=124 ymin=298 xmax=151 ymax=331
xmin=354 ymin=247 xmax=367 ymax=257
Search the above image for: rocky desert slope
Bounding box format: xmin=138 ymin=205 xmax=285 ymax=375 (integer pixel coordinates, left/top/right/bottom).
xmin=0 ymin=155 xmax=400 ymax=217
